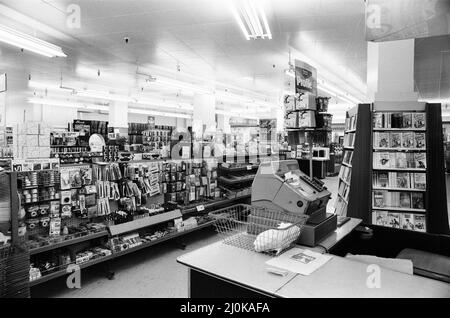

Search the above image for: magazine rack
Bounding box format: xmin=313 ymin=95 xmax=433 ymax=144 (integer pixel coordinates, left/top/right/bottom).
xmin=344 ymin=102 xmax=449 ymax=235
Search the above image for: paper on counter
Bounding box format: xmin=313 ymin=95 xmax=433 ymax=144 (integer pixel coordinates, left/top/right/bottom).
xmin=265 ymin=248 xmax=332 ymax=276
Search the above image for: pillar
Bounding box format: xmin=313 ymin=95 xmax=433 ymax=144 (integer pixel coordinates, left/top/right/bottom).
xmin=192 ymin=93 xmax=216 ymax=137
xmin=367 ymin=39 xmax=419 ymax=102
xmin=108 ymin=101 xmax=128 ymax=137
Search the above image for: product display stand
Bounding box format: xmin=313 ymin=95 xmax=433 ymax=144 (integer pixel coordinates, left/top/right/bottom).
xmin=344 ymin=102 xmax=449 ymax=235
xmin=334 ymin=104 xmax=372 ymax=218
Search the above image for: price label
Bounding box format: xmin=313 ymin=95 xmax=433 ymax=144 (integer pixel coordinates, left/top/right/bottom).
xmin=196 ymin=205 xmax=205 ymax=212
xmin=247 ymin=165 xmax=252 ymax=171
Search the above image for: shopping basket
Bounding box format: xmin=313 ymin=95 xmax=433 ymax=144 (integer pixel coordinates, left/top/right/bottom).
xmin=209 ymin=204 xmax=308 ymax=256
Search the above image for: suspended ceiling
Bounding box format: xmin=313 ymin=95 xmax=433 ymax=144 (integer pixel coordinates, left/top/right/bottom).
xmin=0 ymin=0 xmax=448 ymax=118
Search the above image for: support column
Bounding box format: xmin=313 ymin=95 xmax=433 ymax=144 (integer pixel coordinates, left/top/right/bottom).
xmin=108 ymin=101 xmax=128 ymax=137
xmin=367 ymin=39 xmax=419 ymax=102
xmin=192 ymin=93 xmax=216 ymax=137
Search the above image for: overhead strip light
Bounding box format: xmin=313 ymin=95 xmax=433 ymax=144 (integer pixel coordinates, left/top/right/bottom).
xmin=128 ymin=107 xmax=192 ymax=119
xmin=77 ymin=90 xmax=134 ymax=103
xmin=231 ymin=0 xmax=272 ymax=40
xmin=134 ymin=97 xmax=194 ymax=111
xmin=0 ymin=24 xmax=67 ymax=58
xmin=27 ymin=98 xmax=109 ymax=111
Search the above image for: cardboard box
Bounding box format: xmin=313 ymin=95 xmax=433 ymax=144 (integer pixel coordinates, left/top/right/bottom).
xmin=39 ymin=135 xmax=50 ymax=147
xmin=26 ymin=122 xmax=39 ymax=135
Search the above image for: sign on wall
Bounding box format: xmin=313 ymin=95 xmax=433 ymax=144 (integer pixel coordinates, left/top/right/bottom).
xmin=366 ymin=0 xmax=450 ymax=42
xmin=295 ymin=60 xmax=317 ymax=96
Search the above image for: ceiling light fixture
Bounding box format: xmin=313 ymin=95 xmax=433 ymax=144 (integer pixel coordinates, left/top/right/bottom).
xmin=0 ymin=24 xmax=67 ymax=58
xmin=134 ymin=97 xmax=194 ymax=111
xmin=231 ymin=0 xmax=272 ymax=40
xmin=77 ymin=90 xmax=134 ymax=103
xmin=27 ymin=98 xmax=109 ymax=111
xmin=128 ymin=107 xmax=192 ymax=119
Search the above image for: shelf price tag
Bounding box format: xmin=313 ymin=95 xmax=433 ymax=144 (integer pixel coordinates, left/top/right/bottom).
xmin=247 ymin=165 xmax=252 ymax=171
xmin=196 ymin=205 xmax=205 ymax=212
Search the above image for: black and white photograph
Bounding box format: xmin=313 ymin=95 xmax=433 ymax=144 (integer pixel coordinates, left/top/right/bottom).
xmin=0 ymin=0 xmax=449 ymax=304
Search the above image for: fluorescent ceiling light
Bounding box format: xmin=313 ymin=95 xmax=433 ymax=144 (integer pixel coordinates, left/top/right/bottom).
xmin=135 ymin=97 xmax=194 ymax=111
xmin=153 ymin=77 xmax=211 ymax=95
xmin=27 ymin=98 xmax=109 ymax=111
xmin=128 ymin=107 xmax=192 ymax=119
xmin=77 ymin=90 xmax=134 ymax=103
xmin=231 ymin=0 xmax=272 ymax=40
xmin=0 ymin=24 xmax=66 ymax=58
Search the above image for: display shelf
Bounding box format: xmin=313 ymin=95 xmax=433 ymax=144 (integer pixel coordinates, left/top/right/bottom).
xmin=345 ymin=129 xmax=356 ymax=133
xmin=373 ymin=148 xmax=426 ymax=152
xmin=218 ymin=164 xmax=259 ymax=173
xmin=339 ymin=178 xmax=350 ymax=186
xmin=218 ymin=175 xmax=255 ymax=185
xmin=180 ymin=195 xmax=250 ymax=215
xmin=112 ymin=220 xmax=216 ymax=259
xmin=341 ymin=162 xmax=352 ymax=168
xmin=29 ymin=254 xmax=115 ymax=287
xmin=29 ymin=220 xmax=217 ymax=287
xmin=29 ymin=231 xmax=109 ymax=255
xmin=362 ymin=103 xmax=450 ymax=235
xmin=108 ymin=210 xmax=182 ymax=236
xmin=338 ymin=193 xmax=348 ymax=204
xmin=372 ymin=168 xmax=426 ymax=172
xmin=373 ymin=128 xmax=426 ymax=132
xmin=372 ymin=207 xmax=426 ymax=213
xmin=372 ymin=187 xmax=426 ymax=192
xmin=343 ymin=146 xmax=354 ymax=150
xmin=20 ymin=184 xmax=59 ymax=190
xmin=22 ymin=198 xmax=60 ymax=205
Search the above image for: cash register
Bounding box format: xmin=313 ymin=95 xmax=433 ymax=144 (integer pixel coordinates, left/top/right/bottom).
xmin=251 ymin=160 xmax=337 ymax=247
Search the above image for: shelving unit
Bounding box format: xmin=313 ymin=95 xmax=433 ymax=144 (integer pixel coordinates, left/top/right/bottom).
xmin=217 ymin=163 xmax=258 ymax=200
xmin=334 ymin=104 xmax=366 ymax=216
xmin=343 ymin=102 xmax=449 ymax=235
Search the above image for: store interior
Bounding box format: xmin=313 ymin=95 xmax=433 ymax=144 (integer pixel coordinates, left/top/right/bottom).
xmin=0 ymin=0 xmax=449 ymax=298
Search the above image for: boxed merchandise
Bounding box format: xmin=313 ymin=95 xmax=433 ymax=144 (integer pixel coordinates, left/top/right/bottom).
xmin=298 ymin=110 xmax=316 ymax=127
xmin=285 ymin=112 xmax=297 ymax=128
xmin=283 ymin=95 xmax=296 ymax=112
xmin=26 ymin=122 xmax=40 ymax=135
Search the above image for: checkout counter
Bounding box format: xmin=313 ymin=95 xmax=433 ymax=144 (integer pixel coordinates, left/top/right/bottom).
xmin=177 ymin=160 xmax=450 ymax=298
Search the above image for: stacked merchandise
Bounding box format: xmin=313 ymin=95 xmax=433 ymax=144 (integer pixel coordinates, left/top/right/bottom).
xmin=334 ymin=113 xmax=357 ymax=216
xmin=21 ymin=164 xmax=107 ymax=251
xmin=161 ymin=160 xmax=220 ymax=206
xmin=12 ymin=122 xmax=52 ymax=159
xmin=72 ymin=120 xmax=108 ymax=145
xmin=0 ymin=126 xmax=14 ymax=159
xmin=92 ymin=163 xmax=121 ymax=216
xmin=128 ymin=123 xmax=148 ymax=145
xmin=142 ymin=126 xmax=173 ymax=156
xmin=371 ymin=111 xmax=427 ymax=232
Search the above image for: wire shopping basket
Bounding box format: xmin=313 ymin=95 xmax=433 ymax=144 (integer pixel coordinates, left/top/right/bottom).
xmin=209 ymin=204 xmax=308 ymax=256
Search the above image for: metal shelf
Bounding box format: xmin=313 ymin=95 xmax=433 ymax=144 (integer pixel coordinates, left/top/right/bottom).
xmin=372 ymin=187 xmax=426 ymax=192
xmin=29 ymin=231 xmax=109 ymax=255
xmin=372 ymin=206 xmax=426 ymax=213
xmin=29 ymin=220 xmax=217 ymax=287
